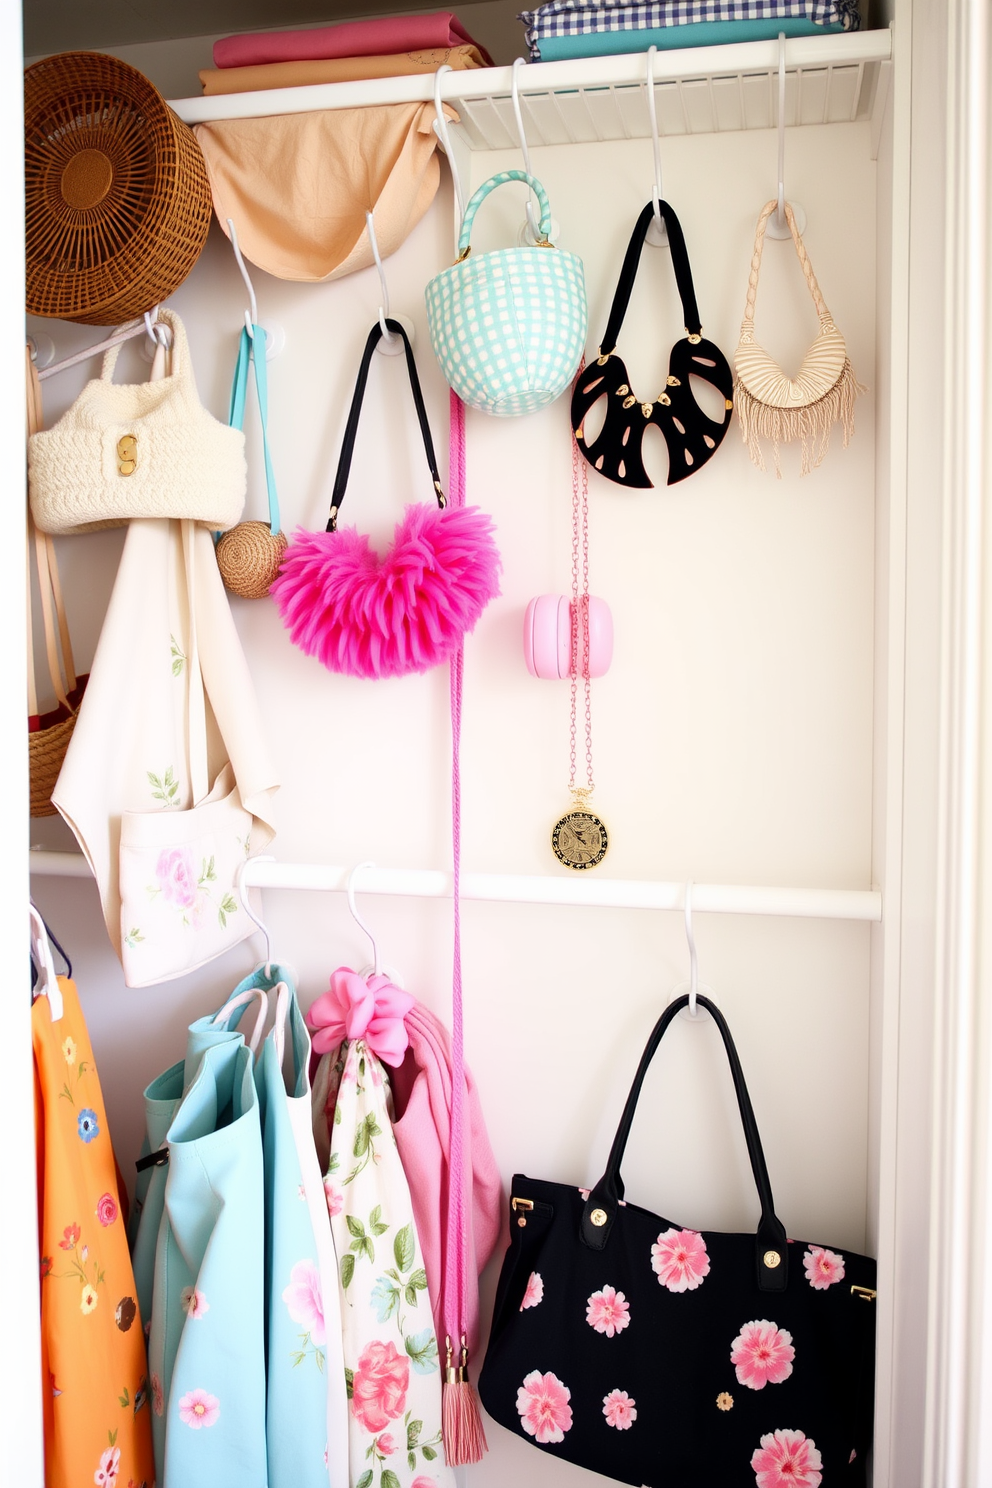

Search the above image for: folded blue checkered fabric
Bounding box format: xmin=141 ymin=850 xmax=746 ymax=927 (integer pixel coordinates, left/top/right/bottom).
xmin=519 ymin=1 xmax=861 ymax=60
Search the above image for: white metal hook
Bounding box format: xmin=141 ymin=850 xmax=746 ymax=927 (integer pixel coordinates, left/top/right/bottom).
xmin=644 ymin=47 xmax=669 ymax=247
xmin=511 ymin=57 xmax=543 ymax=243
xmin=237 ymin=854 xmax=274 ymax=975
xmin=684 ymin=880 xmax=699 ymax=1017
xmin=225 ymin=218 xmax=285 ymax=358
xmin=365 ymin=209 xmax=415 ymax=356
xmin=347 ymin=861 xmax=381 ymax=978
xmin=766 ymin=35 xmax=807 ymax=240
xmin=433 ymin=64 xmax=466 ymax=234
xmin=143 ymin=306 xmax=172 ymax=348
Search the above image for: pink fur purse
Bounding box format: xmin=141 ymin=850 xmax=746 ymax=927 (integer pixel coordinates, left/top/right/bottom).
xmin=272 ymin=320 xmax=500 ymax=678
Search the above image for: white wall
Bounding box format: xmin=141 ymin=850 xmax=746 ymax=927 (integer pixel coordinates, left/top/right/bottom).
xmin=28 ymin=67 xmax=880 ymax=1488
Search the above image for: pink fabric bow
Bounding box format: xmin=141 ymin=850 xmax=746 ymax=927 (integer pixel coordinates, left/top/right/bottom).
xmin=306 ymin=966 xmax=413 ymax=1066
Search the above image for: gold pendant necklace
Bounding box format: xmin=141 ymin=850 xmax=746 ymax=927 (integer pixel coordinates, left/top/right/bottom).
xmin=552 ymin=431 xmax=608 ymax=871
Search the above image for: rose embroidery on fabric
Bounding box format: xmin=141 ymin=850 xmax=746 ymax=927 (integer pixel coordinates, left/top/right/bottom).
xmin=521 ymin=1272 xmax=544 ymax=1310
xmin=651 ymin=1227 xmax=711 ymax=1292
xmin=178 ymin=1388 xmax=221 ymax=1429
xmin=516 ymin=1369 xmax=573 ymax=1444
xmin=283 ymin=1259 xmax=326 ymax=1344
xmin=751 ymin=1428 xmax=823 ymax=1488
xmin=730 ymin=1320 xmax=795 ymax=1390
xmin=803 ymin=1245 xmax=845 ymax=1290
xmin=602 ymin=1389 xmax=637 ymax=1430
xmin=59 ymin=1223 xmax=81 ymax=1250
xmin=323 ymin=1177 xmax=344 ymax=1218
xmin=156 ymin=847 xmax=198 ymax=907
xmin=77 ymin=1108 xmax=100 ymax=1143
xmin=115 ymin=1296 xmax=137 ymax=1332
xmin=586 ymin=1285 xmax=631 ymax=1336
xmin=94 ymin=1445 xmax=121 ymax=1487
xmin=96 ymin=1192 xmax=118 ymax=1227
xmin=350 ymin=1339 xmax=410 ymax=1433
xmin=40 ymin=1255 xmax=52 ymax=1279
xmin=180 ymin=1286 xmax=209 ymax=1319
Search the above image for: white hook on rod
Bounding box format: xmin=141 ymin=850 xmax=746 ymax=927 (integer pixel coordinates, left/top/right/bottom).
xmin=237 ymin=853 xmax=274 ymax=976
xmin=685 ymin=880 xmax=699 ymax=1017
xmin=433 ymin=64 xmax=466 ymax=243
xmin=365 ymin=208 xmax=414 ymax=356
xmin=226 ymin=218 xmax=285 ymax=358
xmin=645 ymin=46 xmax=668 ymax=246
xmin=766 ymin=35 xmax=807 ymax=240
xmin=511 ymin=57 xmax=543 ymax=244
xmin=347 ymin=861 xmax=381 ymax=977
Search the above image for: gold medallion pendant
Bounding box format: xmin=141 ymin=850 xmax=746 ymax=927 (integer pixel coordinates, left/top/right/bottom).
xmin=552 ymin=791 xmax=609 ymax=871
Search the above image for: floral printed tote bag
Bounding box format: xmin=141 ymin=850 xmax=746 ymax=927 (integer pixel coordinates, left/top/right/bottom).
xmin=316 ymin=1037 xmax=454 ymax=1488
xmin=479 ymin=994 xmax=877 ymax=1488
xmin=148 ymin=1034 xmax=267 ymax=1487
xmin=33 ymin=963 xmax=155 ymax=1488
xmin=260 ymin=978 xmax=350 ymax=1488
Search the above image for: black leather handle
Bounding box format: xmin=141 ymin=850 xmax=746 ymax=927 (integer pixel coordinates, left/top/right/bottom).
xmin=598 ymin=201 xmax=702 ymax=358
xmin=327 ymin=319 xmax=445 ymax=532
xmin=581 ymin=993 xmax=788 ymax=1292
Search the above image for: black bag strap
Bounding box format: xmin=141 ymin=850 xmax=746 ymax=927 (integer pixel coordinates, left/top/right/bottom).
xmin=327 ymin=319 xmax=446 ymax=532
xmin=598 ymin=200 xmax=703 ymax=358
xmin=581 ymin=993 xmax=789 ymax=1292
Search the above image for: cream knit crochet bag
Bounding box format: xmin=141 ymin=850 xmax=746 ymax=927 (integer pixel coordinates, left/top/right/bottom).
xmin=28 ymin=307 xmax=247 ymax=533
xmin=734 ymin=201 xmax=866 ymax=477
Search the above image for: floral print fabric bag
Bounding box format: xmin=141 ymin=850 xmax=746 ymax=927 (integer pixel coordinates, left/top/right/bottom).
xmin=478 ymin=994 xmax=877 ymax=1488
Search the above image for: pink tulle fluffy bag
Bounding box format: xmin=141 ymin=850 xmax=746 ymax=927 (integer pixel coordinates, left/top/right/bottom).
xmin=272 ymin=320 xmax=500 ymax=678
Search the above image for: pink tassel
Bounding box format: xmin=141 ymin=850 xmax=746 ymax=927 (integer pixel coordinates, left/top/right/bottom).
xmin=442 ymin=1335 xmax=488 ymax=1466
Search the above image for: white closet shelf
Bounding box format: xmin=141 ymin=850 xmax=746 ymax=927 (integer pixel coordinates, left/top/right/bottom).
xmin=170 ymin=29 xmax=892 ymax=147
xmin=29 ymin=850 xmax=881 ymax=920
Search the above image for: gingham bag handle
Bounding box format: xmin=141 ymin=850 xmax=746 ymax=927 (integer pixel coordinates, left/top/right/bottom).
xmin=456 ymin=170 xmax=553 ymax=259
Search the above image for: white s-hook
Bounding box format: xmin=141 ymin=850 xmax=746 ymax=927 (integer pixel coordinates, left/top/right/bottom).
xmin=765 ymin=35 xmax=807 ymax=239
xmin=511 ymin=57 xmax=556 ymax=246
xmin=237 ymin=854 xmax=274 ymax=976
xmin=433 ymin=63 xmax=466 ymax=252
xmin=347 ymin=862 xmax=382 ymax=978
xmin=226 ymin=218 xmax=285 ymax=358
xmin=645 ymin=46 xmax=668 ymax=246
xmin=366 ymin=209 xmax=414 ymax=356
xmin=684 ymin=880 xmax=699 ymax=1017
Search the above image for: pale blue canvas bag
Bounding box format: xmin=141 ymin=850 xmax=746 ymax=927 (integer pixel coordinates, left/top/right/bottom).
xmin=425 ymin=169 xmax=587 ymax=417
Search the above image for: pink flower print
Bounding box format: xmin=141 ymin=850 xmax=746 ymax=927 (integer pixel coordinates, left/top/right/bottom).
xmin=59 ymin=1222 xmax=80 ymax=1250
xmin=411 ymin=1480 xmax=438 ymax=1488
xmin=178 ymin=1388 xmax=221 ymax=1430
xmin=803 ymin=1245 xmax=845 ymax=1290
xmin=180 ymin=1286 xmax=209 ymax=1319
xmin=376 ymin=1433 xmax=396 ymax=1455
xmin=751 ymin=1429 xmax=823 ymax=1488
xmin=156 ymin=847 xmax=198 ymax=909
xmin=520 ymin=1272 xmax=544 ymax=1310
xmin=282 ymin=1259 xmax=326 ymax=1345
xmin=602 ymin=1389 xmax=637 ymax=1430
xmin=94 ymin=1444 xmax=121 ymax=1487
xmin=96 ymin=1192 xmax=118 ymax=1227
xmin=651 ymin=1227 xmax=711 ymax=1292
xmin=351 ymin=1340 xmax=410 ymax=1433
xmin=516 ymin=1369 xmax=573 ymax=1444
xmin=586 ymin=1285 xmax=631 ymax=1337
xmin=323 ymin=1177 xmax=344 ymax=1219
xmin=730 ymin=1320 xmax=795 ymax=1390
xmin=151 ymin=1374 xmax=164 ymax=1416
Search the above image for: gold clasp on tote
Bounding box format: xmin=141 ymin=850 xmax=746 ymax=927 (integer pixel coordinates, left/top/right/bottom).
xmin=511 ymin=1197 xmax=534 ymax=1228
xmin=117 ymin=433 xmax=137 ymax=475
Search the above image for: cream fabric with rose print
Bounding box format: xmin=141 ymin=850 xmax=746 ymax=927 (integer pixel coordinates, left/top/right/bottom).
xmin=316 ymin=1038 xmax=454 ymax=1488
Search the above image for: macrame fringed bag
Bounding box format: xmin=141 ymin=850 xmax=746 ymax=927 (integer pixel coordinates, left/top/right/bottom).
xmin=735 ymin=200 xmax=867 ymax=477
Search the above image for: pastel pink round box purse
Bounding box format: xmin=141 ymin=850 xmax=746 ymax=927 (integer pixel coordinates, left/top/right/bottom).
xmin=272 ymin=320 xmax=500 ymax=678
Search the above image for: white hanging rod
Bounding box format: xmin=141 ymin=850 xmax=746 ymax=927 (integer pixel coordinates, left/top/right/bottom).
xmin=28 ymin=850 xmax=881 ymax=921
xmin=170 ymin=29 xmax=891 ymax=126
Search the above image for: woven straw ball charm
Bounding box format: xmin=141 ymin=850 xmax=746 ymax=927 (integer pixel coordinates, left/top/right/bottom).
xmin=216 ymin=522 xmax=288 ymax=599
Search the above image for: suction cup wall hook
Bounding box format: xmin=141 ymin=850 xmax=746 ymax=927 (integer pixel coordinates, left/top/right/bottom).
xmin=347 ymin=861 xmax=382 ymax=977
xmin=433 ymin=63 xmax=466 ymax=251
xmin=365 ymin=208 xmax=415 ymax=356
xmin=766 ymin=34 xmax=807 ymax=239
xmin=237 ymin=854 xmax=274 ymax=976
xmin=644 ymin=46 xmax=669 ymax=246
xmin=511 ymin=57 xmax=558 ymax=245
xmin=226 ymin=218 xmax=285 ymax=358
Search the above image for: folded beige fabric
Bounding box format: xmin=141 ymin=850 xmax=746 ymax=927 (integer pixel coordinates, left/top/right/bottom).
xmin=194 ymin=101 xmax=457 ymax=282
xmin=199 ymin=44 xmax=486 ymax=94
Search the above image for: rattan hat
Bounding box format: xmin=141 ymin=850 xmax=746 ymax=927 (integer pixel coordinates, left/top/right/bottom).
xmin=25 ymin=51 xmax=213 ymax=324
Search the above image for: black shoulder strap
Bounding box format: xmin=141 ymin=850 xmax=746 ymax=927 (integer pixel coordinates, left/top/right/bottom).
xmin=327 ymin=319 xmax=445 ymax=532
xmin=598 ymin=200 xmax=703 ymax=357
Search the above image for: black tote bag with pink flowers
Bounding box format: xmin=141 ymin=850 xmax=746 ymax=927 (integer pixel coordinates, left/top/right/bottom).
xmin=478 ymin=994 xmax=876 ymax=1487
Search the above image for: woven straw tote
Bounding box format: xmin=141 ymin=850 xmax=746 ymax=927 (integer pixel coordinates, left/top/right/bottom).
xmin=734 ymin=200 xmax=866 ymax=476
xmin=25 ymin=349 xmax=86 ymax=817
xmin=25 ymin=52 xmax=212 ymax=325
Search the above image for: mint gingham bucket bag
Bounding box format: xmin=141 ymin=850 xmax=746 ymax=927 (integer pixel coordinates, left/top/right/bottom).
xmin=425 ymin=169 xmax=587 ymax=417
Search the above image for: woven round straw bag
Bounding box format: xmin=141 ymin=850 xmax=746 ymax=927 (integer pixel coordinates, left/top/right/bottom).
xmin=25 ymin=52 xmax=213 ymax=324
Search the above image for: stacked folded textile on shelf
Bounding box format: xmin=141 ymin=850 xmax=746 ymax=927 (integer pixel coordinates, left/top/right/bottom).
xmin=518 ymin=0 xmax=861 ymax=62
xmin=201 ymin=9 xmax=493 ymax=94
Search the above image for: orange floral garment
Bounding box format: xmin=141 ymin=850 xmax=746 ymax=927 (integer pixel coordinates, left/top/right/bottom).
xmin=33 ymin=975 xmax=154 ymax=1488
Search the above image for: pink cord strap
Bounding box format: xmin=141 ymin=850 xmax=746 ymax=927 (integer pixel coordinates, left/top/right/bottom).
xmin=447 ymin=388 xmax=468 ymax=1338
